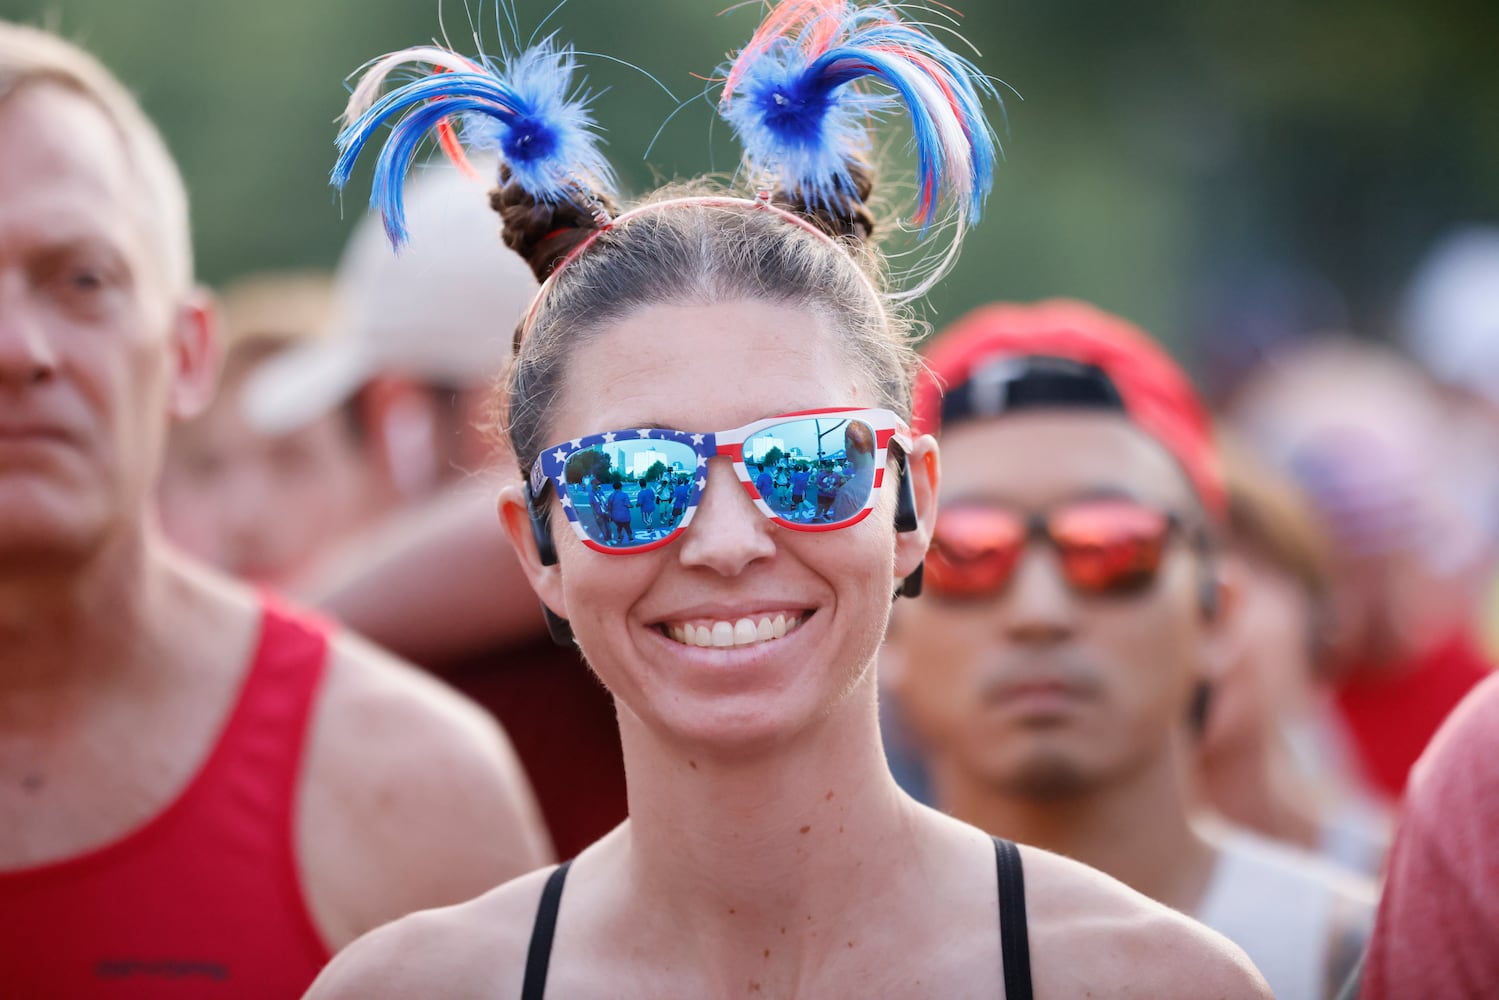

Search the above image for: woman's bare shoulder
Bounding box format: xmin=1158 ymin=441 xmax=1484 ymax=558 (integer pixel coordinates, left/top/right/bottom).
xmin=303 ymin=864 xmax=559 ymax=1000
xmin=1018 ymin=845 xmax=1272 ymax=1000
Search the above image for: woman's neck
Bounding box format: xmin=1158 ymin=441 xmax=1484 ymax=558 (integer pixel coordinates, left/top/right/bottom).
xmin=609 ymin=676 xmax=926 ymax=980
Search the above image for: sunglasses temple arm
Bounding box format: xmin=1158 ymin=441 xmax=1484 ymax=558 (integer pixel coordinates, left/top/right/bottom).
xmin=892 ymin=454 xmax=924 ymax=599
xmin=894 ymin=454 xmax=919 ymax=533
xmin=524 ymin=481 xmax=560 ymax=567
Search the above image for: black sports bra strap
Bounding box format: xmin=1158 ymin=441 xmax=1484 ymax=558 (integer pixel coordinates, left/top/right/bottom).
xmin=993 ymin=837 xmax=1034 ymax=1000
xmin=520 ymin=860 xmax=573 ymax=1000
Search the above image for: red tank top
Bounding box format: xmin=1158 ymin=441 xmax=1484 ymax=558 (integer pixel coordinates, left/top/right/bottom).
xmin=0 ymin=600 xmax=333 ymax=997
xmin=1335 ymin=629 xmax=1492 ymax=799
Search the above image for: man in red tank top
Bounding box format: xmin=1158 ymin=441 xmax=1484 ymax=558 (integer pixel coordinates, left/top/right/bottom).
xmin=0 ymin=25 xmax=553 ymax=999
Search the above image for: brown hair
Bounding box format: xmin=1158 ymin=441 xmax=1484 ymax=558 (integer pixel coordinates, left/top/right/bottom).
xmin=491 ymin=164 xmax=914 ymax=477
xmin=1220 ymin=430 xmax=1333 ymax=598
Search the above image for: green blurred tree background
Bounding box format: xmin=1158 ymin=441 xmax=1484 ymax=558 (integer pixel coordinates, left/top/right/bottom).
xmin=4 ymin=0 xmax=1494 ymax=377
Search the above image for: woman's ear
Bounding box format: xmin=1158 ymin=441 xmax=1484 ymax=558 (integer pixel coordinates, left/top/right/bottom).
xmin=498 ymin=482 xmax=569 ymax=619
xmin=894 ymin=434 xmax=939 ymax=585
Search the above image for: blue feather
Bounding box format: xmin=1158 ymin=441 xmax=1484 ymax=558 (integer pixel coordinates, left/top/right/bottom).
xmin=719 ymin=1 xmax=999 ymax=233
xmin=333 ymin=39 xmax=614 ymax=248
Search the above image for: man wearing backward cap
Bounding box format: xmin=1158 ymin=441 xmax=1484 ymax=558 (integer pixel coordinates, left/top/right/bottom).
xmin=885 ymin=299 xmax=1376 ymax=1000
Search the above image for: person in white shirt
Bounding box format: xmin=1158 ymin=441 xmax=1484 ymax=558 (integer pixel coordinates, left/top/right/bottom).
xmin=886 ymin=298 xmax=1376 ymax=1000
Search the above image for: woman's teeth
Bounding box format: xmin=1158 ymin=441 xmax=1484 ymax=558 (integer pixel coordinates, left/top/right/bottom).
xmin=666 ymin=614 xmax=804 ymax=649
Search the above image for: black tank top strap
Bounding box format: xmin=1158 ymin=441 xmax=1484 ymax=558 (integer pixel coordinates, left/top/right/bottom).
xmin=520 ymin=846 xmax=1030 ymax=999
xmin=520 ymin=859 xmax=573 ymax=1000
xmin=993 ymin=837 xmax=1034 ymax=1000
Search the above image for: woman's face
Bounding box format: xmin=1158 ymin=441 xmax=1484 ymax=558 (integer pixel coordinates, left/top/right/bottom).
xmin=513 ymin=298 xmax=932 ymax=753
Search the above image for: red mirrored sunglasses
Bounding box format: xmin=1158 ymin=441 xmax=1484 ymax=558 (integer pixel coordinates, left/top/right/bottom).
xmin=925 ymin=499 xmax=1180 ymax=598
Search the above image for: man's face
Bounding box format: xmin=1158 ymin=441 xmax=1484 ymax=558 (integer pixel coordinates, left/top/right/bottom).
xmin=158 ymin=369 xmax=378 ymax=584
xmin=0 ymin=86 xmax=198 ymax=567
xmin=890 ymin=411 xmax=1216 ymax=799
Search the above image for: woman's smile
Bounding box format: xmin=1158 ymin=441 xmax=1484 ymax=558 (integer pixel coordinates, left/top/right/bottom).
xmin=661 ymin=610 xmax=811 ymax=649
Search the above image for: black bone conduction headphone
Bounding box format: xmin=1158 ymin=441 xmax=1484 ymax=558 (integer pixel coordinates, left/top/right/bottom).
xmin=893 ymin=453 xmax=924 ymax=598
xmin=527 ymin=456 xmax=927 ymax=647
xmin=524 ymin=482 xmax=575 ymax=647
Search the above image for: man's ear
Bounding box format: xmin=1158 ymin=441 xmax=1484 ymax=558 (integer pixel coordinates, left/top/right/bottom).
xmin=894 ymin=434 xmax=940 ymax=586
xmin=497 ymin=482 xmax=568 ymax=620
xmin=1198 ymin=555 xmax=1242 ymax=681
xmin=167 ymin=286 xmax=220 ymax=420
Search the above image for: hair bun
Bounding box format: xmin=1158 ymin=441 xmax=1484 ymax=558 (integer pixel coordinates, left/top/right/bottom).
xmin=490 ymin=164 xmax=617 ymax=282
xmin=773 ymin=157 xmax=876 ymax=243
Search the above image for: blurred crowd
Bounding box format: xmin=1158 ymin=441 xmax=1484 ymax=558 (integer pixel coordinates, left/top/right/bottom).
xmin=3 ymin=11 xmax=1498 ymax=1000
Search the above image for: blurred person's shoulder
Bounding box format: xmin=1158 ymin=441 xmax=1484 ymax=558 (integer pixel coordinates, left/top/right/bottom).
xmin=1201 ymin=824 xmax=1380 ymax=918
xmin=1021 ymin=844 xmax=1273 ymax=998
xmin=1198 ymin=825 xmax=1376 ymax=999
xmin=297 ymin=615 xmax=553 ymax=946
xmin=1360 ymin=672 xmax=1499 ymax=998
xmin=315 ymin=621 xmax=518 ymax=759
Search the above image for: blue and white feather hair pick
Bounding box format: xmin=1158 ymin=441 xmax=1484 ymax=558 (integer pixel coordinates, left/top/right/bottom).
xmin=719 ymin=0 xmax=999 ymax=236
xmin=333 ymin=36 xmax=616 ymax=248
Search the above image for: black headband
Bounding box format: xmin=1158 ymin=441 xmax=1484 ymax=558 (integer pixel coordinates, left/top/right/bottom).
xmin=939 ymin=355 xmax=1126 ymax=428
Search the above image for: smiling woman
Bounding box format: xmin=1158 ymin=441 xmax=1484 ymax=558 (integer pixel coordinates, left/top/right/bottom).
xmin=304 ymin=3 xmax=1271 ymax=999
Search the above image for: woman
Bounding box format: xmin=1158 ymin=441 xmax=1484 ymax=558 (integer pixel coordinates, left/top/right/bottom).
xmin=308 ymin=3 xmax=1267 ymax=996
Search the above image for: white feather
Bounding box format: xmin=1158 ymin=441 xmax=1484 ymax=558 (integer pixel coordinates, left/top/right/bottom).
xmin=343 ymin=46 xmax=484 ymax=128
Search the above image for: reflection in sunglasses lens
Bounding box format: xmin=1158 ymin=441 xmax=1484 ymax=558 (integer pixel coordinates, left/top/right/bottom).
xmin=746 ymin=417 xmax=879 ymax=527
xmin=927 ymin=508 xmax=1026 ymax=596
xmin=926 ymin=502 xmax=1171 ymax=597
xmin=1052 ymin=503 xmax=1169 ymax=593
xmin=563 ymin=438 xmax=699 ymax=548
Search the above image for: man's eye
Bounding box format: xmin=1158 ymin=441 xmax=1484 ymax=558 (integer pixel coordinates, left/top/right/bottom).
xmin=70 ymin=269 xmax=104 ymax=290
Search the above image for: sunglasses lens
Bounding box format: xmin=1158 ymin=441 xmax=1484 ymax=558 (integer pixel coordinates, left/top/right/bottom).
xmin=1049 ymin=500 xmax=1171 ymax=593
xmin=926 ymin=506 xmax=1027 ymax=596
xmin=745 ymin=416 xmax=880 ymax=526
xmin=560 ymin=438 xmax=699 ymax=548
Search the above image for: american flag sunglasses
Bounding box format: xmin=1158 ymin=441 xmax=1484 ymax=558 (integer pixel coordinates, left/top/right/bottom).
xmin=528 ymin=407 xmax=913 ymax=554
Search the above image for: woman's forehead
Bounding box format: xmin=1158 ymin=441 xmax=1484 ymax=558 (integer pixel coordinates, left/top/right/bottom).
xmin=547 ymin=300 xmax=870 ymax=436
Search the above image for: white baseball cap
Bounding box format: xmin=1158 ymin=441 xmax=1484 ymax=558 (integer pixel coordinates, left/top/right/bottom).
xmin=242 ymin=162 xmax=537 ymax=435
xmin=1400 ymin=225 xmax=1499 ymax=402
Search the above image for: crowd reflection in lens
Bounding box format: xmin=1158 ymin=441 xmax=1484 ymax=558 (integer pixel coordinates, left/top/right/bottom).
xmin=561 ymin=417 xmax=880 ymax=547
